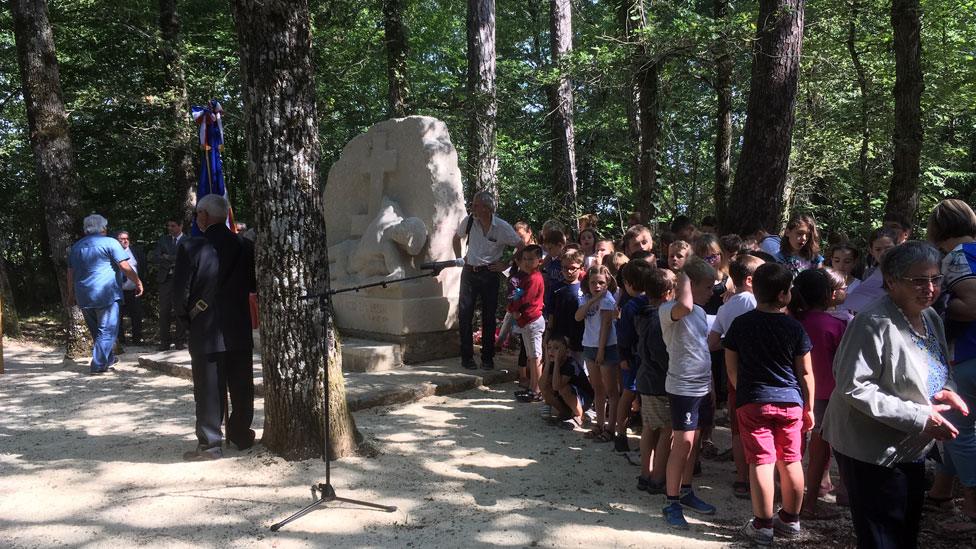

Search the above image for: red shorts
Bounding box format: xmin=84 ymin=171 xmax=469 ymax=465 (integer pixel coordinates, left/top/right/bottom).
xmin=737 ymin=402 xmax=803 ymax=465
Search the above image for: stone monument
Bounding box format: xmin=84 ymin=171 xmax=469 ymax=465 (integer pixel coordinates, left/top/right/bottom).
xmin=323 ymin=116 xmax=466 ymax=363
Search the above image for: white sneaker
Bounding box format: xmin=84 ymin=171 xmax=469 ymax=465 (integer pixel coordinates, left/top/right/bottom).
xmin=740 ymin=520 xmax=773 ymax=546
xmin=773 ymin=515 xmax=801 ymax=537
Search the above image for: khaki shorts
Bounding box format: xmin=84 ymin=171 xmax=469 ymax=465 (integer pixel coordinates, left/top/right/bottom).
xmin=640 ymin=394 xmax=671 ymax=430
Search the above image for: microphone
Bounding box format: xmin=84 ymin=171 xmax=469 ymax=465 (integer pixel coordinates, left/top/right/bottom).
xmin=419 ymin=258 xmax=465 ymax=270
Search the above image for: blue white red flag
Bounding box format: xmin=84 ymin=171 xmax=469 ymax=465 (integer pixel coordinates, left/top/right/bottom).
xmin=190 ymin=100 xmax=234 ymax=234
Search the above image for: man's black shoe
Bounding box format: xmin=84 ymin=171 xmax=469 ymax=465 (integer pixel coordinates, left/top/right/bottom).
xmin=481 ymin=360 xmax=494 ymax=370
xmin=183 ymin=446 xmax=222 ymax=461
xmin=228 ymin=429 xmax=257 ymax=451
xmin=462 ymin=360 xmax=478 ymax=370
xmin=174 ymin=342 xmax=186 ymax=351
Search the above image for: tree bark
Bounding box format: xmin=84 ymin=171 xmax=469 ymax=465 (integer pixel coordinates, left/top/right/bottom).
xmin=846 ymin=0 xmax=873 ymax=235
xmin=158 ymin=0 xmax=198 ymax=225
xmin=0 ymin=243 xmax=20 ymax=338
xmin=11 ymin=0 xmax=90 ymax=358
xmin=885 ymin=0 xmax=923 ymax=227
xmin=636 ymin=56 xmax=660 ymax=219
xmin=617 ymin=0 xmax=642 ymax=195
xmin=725 ymin=0 xmax=805 ymax=236
xmin=383 ymin=0 xmax=410 ymax=118
xmin=548 ymin=0 xmax=578 ymax=215
xmin=713 ymin=0 xmax=733 ymax=230
xmin=232 ymin=0 xmax=358 ymax=460
xmin=466 ymin=0 xmax=498 ymax=197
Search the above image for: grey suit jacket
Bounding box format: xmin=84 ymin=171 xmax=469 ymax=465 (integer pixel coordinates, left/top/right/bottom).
xmin=150 ymin=233 xmax=184 ymax=283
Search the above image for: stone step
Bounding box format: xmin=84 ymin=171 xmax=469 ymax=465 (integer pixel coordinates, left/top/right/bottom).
xmin=341 ymin=337 xmax=402 ymax=372
xmin=136 ymin=345 xmax=520 ymax=412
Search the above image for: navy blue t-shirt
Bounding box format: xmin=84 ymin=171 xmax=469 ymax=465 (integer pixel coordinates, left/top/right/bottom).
xmin=549 ymin=281 xmax=584 ymax=351
xmin=559 ymin=355 xmax=594 ymax=400
xmin=722 ymin=310 xmax=812 ymax=406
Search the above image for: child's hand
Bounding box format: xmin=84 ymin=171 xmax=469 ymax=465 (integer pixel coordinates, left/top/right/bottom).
xmin=802 ymin=409 xmax=815 ymax=433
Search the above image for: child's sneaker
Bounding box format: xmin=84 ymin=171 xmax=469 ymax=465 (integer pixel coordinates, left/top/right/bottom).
xmin=679 ymin=490 xmax=717 ymax=515
xmin=636 ymin=475 xmax=650 ymax=491
xmin=740 ymin=519 xmax=773 ymax=546
xmin=662 ymin=501 xmax=689 ymax=529
xmin=614 ymin=433 xmax=631 ymax=452
xmin=773 ymin=515 xmax=801 ymax=537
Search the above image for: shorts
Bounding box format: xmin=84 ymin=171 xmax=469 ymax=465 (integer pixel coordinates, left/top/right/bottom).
xmin=558 ymin=384 xmax=594 ymax=412
xmin=583 ymin=344 xmax=620 ymax=364
xmin=812 ymin=399 xmax=829 ymax=434
xmin=667 ymin=393 xmax=714 ymax=432
xmin=517 ymin=316 xmax=546 ymax=359
xmin=737 ymin=402 xmax=804 ymax=465
xmin=727 ymin=381 xmax=739 ymax=435
xmin=640 ymin=394 xmax=671 ymax=430
xmin=621 ymin=363 xmax=638 ymax=392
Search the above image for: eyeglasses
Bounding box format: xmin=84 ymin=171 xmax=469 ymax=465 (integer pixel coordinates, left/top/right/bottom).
xmin=901 ymin=275 xmax=944 ymax=289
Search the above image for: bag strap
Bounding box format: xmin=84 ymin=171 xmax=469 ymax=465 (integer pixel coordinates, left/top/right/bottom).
xmin=465 ymin=215 xmax=475 ymax=238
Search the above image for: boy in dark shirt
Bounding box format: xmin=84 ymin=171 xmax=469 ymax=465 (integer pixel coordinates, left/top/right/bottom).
xmin=634 ymin=267 xmax=676 ymax=493
xmin=543 ymin=335 xmax=594 ymax=426
xmin=723 ymin=262 xmax=814 ymax=545
xmin=616 ymin=259 xmax=655 ymax=452
xmin=545 ymin=249 xmax=586 ymax=361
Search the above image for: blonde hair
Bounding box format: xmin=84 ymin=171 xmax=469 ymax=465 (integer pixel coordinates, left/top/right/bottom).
xmin=669 ymin=240 xmax=692 ymax=255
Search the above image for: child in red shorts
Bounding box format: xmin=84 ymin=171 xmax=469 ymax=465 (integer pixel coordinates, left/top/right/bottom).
xmin=722 ymin=262 xmax=814 ymax=545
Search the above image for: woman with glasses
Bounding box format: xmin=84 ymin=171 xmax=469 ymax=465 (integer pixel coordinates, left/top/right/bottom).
xmin=926 ymin=199 xmax=976 ymax=528
xmin=821 ymin=241 xmax=968 ymax=548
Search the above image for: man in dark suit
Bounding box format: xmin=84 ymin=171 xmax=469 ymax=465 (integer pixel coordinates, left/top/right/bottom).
xmin=116 ymin=230 xmax=147 ymax=345
xmin=151 ymin=218 xmax=187 ymax=351
xmin=174 ymin=194 xmax=257 ymax=461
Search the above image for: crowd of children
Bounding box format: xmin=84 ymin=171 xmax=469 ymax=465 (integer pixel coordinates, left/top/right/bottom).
xmin=483 ymin=210 xmax=940 ymax=545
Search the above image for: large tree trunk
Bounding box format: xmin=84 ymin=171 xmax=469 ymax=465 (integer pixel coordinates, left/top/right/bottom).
xmin=11 ymin=0 xmax=90 ymax=358
xmin=885 ymin=0 xmax=923 ymax=226
xmin=617 ymin=0 xmax=642 ymax=195
xmin=158 ymin=0 xmax=198 ymax=225
xmin=466 ymin=0 xmax=498 ymax=196
xmin=712 ymin=0 xmax=733 ymax=230
xmin=232 ymin=0 xmax=358 ymax=460
xmin=725 ymin=0 xmax=805 ymax=236
xmin=846 ymin=0 xmax=873 ymax=235
xmin=383 ymin=0 xmax=410 ymax=118
xmin=0 ymin=244 xmax=20 ymax=338
xmin=636 ymin=56 xmax=660 ymax=219
xmin=548 ymin=0 xmax=578 ymax=215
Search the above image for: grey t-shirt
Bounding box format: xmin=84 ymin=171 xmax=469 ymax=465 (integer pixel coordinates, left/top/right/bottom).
xmin=660 ymin=301 xmax=712 ymax=397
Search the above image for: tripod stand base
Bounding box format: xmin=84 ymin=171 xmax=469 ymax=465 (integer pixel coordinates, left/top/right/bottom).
xmin=269 ymin=482 xmax=398 ymax=531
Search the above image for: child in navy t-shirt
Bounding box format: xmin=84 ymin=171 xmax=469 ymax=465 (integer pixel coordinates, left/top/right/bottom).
xmin=723 ymin=262 xmax=814 ymax=543
xmin=543 ymin=335 xmax=594 ymax=426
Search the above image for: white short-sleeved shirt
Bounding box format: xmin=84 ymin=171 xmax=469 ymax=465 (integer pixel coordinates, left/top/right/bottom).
xmin=659 ymin=301 xmax=712 ymax=397
xmin=457 ymin=214 xmax=521 ymax=267
xmin=582 ymin=292 xmax=618 ymax=348
xmin=709 ymin=291 xmax=757 ymax=337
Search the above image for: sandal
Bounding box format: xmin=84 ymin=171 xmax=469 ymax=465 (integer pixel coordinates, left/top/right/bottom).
xmin=584 ymin=427 xmax=605 ymax=440
xmin=593 ymin=430 xmax=613 ymax=443
xmin=732 ymin=481 xmax=751 ymax=500
xmin=515 ymin=391 xmax=541 ymax=403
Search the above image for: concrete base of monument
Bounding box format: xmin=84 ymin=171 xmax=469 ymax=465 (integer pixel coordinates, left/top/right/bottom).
xmin=339 ymin=329 xmax=459 ymax=364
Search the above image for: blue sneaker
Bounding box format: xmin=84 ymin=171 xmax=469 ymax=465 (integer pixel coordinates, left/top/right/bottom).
xmin=662 ymin=501 xmax=689 ymax=529
xmin=680 ymin=490 xmax=717 ymax=515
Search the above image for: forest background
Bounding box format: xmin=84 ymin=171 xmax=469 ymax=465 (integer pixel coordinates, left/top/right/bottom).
xmin=1 ymin=0 xmax=974 ymax=321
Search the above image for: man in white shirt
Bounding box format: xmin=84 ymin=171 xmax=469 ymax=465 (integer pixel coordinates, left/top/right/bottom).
xmin=454 ymin=190 xmax=523 ymax=370
xmin=116 ymin=231 xmax=145 ymax=345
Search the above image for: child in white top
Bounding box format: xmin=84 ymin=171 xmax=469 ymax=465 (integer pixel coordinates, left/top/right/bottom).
xmin=575 ymin=264 xmax=620 ymax=442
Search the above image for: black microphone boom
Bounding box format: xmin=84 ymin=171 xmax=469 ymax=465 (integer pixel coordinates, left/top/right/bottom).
xmin=419 ymin=258 xmax=465 ymax=270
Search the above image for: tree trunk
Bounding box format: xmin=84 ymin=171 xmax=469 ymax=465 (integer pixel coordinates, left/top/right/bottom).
xmin=548 ymin=0 xmax=578 ymax=216
xmin=0 ymin=244 xmax=20 ymax=338
xmin=713 ymin=0 xmax=733 ymax=230
xmin=466 ymin=0 xmax=498 ymax=197
xmin=232 ymin=0 xmax=359 ymax=460
xmin=383 ymin=0 xmax=410 ymax=118
xmin=636 ymin=56 xmax=660 ymax=219
xmin=158 ymin=0 xmax=198 ymax=225
xmin=846 ymin=0 xmax=873 ymax=235
xmin=725 ymin=0 xmax=805 ymax=236
xmin=617 ymin=0 xmax=642 ymax=195
xmin=885 ymin=0 xmax=923 ymax=227
xmin=11 ymin=0 xmax=90 ymax=358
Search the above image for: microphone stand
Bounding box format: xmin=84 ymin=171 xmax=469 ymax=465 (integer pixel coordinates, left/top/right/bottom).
xmin=269 ymin=266 xmax=454 ymax=531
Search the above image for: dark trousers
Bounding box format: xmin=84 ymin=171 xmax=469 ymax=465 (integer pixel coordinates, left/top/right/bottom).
xmin=835 ymin=451 xmax=925 ymax=549
xmin=458 ymin=268 xmax=500 ymax=363
xmin=190 ymin=349 xmax=254 ymax=448
xmin=119 ymin=289 xmax=143 ymax=343
xmin=158 ymin=277 xmax=186 ymax=345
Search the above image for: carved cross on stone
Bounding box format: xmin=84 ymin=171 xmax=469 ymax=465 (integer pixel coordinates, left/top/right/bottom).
xmin=366 ymin=131 xmax=398 ymax=218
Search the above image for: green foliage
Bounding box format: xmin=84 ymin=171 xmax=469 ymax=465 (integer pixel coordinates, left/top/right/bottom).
xmin=1 ymin=0 xmax=974 ymax=312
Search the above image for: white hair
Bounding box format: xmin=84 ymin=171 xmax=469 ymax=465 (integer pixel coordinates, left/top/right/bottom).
xmin=473 ymin=190 xmax=496 ymax=212
xmin=83 ymin=214 xmax=108 ymax=235
xmin=196 ymin=194 xmax=230 ymax=219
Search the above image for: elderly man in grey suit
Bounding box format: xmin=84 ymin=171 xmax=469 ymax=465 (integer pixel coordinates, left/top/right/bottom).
xmin=151 ymin=218 xmax=187 ymax=351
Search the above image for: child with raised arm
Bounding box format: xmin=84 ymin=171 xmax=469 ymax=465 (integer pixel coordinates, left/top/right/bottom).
xmin=635 ymin=267 xmax=677 ymax=493
xmin=707 ymin=253 xmax=766 ymax=500
xmin=723 ymin=262 xmax=815 ymax=545
xmin=575 ymin=264 xmax=620 ymax=442
xmin=660 ymin=257 xmax=719 ymax=528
